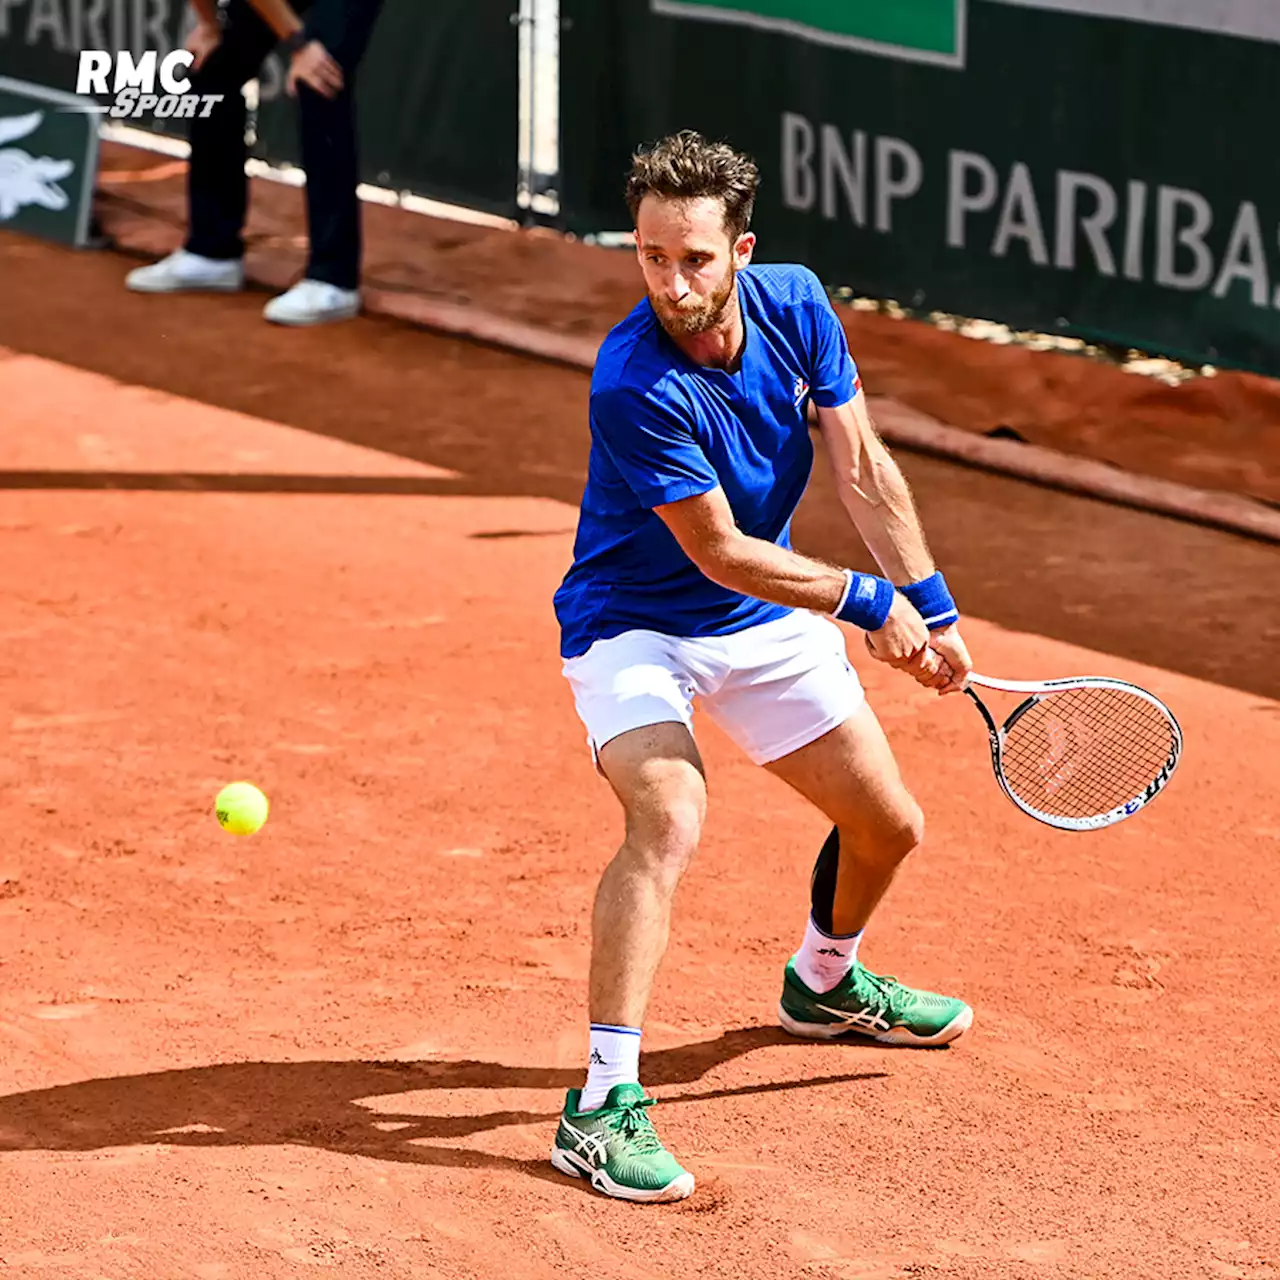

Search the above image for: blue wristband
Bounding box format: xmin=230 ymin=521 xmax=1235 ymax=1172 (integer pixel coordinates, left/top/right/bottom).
xmin=834 ymin=570 xmax=896 ymax=631
xmin=900 ymin=571 xmax=959 ymax=630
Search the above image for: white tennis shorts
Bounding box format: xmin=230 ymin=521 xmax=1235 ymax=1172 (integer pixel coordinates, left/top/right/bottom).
xmin=561 ymin=609 xmax=865 ymax=767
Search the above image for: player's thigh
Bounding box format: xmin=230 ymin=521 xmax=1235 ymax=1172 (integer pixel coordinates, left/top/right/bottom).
xmin=562 ymin=631 xmax=707 ymax=853
xmin=764 ymin=700 xmax=922 ymax=844
xmin=597 ymin=722 xmax=708 ymax=857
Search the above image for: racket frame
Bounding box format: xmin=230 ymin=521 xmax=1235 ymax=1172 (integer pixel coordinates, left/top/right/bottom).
xmin=964 ymin=673 xmax=1183 ymax=831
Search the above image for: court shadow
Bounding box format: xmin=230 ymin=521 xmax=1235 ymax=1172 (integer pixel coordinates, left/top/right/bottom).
xmin=0 ymin=470 xmax=461 ymax=496
xmin=0 ymin=1027 xmax=888 ymax=1180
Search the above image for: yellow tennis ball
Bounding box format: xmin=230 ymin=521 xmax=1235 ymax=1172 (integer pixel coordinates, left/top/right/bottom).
xmin=214 ymin=781 xmax=269 ymax=836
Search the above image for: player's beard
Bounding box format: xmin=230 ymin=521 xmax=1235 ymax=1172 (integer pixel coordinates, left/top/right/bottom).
xmin=651 ymin=263 xmax=737 ymax=338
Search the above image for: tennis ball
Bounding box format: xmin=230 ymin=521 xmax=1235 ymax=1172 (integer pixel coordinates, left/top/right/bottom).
xmin=214 ymin=781 xmax=269 ymax=836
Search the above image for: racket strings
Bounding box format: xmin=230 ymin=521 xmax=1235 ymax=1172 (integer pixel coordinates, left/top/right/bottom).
xmin=998 ymin=688 xmax=1175 ymax=819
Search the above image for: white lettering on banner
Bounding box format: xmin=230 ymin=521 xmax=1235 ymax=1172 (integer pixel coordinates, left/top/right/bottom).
xmin=947 ymin=150 xmax=999 ymax=248
xmin=1211 ymin=201 xmax=1269 ymax=306
xmin=1 ymin=0 xmax=176 ymax=56
xmin=82 ymin=0 xmax=111 ymax=51
xmin=992 ymin=161 xmax=1049 ymax=264
xmin=821 ymin=125 xmax=866 ymax=225
xmin=1155 ymin=185 xmax=1213 ymax=290
xmin=1055 ymin=170 xmax=1117 ymax=275
xmin=875 ymin=137 xmax=922 ymax=233
xmin=27 ymin=0 xmax=67 ymax=47
xmin=1123 ymin=179 xmax=1147 ymax=280
xmin=140 ymin=0 xmax=167 ymax=54
xmin=0 ymin=0 xmax=21 ymax=40
xmin=783 ymin=111 xmax=1280 ymax=311
xmin=782 ymin=111 xmax=816 ymax=212
xmin=781 ymin=115 xmax=921 ymax=235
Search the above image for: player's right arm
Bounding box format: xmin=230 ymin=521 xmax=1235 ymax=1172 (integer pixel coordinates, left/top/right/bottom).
xmin=653 ymin=485 xmax=949 ymax=689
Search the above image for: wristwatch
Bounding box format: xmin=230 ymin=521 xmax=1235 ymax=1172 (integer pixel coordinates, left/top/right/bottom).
xmin=281 ymin=27 xmax=308 ymax=54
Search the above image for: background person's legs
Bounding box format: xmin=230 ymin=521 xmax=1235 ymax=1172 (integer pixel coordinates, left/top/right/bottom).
xmin=185 ymin=0 xmax=279 ymax=263
xmin=295 ymin=0 xmax=386 ymax=289
xmin=295 ymin=86 xmax=359 ymax=290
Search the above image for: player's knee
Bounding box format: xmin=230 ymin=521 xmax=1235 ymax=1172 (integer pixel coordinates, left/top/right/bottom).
xmin=899 ymin=797 xmax=926 ymax=855
xmin=882 ymin=795 xmax=925 ymax=860
xmin=627 ymin=797 xmax=704 ymax=881
xmin=846 ymin=793 xmax=924 ymax=866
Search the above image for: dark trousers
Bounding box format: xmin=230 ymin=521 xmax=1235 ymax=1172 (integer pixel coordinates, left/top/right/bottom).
xmin=185 ymin=0 xmax=383 ymax=290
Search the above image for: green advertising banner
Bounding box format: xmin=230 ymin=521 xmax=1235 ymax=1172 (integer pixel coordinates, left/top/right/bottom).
xmin=252 ymin=0 xmax=519 ymax=218
xmin=561 ymin=0 xmax=1280 ymax=375
xmin=652 ymin=0 xmax=965 ymax=64
xmin=0 ymin=76 xmax=99 ymax=245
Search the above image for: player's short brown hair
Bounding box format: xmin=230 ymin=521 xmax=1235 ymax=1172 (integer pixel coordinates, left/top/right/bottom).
xmin=625 ymin=131 xmax=760 ymax=242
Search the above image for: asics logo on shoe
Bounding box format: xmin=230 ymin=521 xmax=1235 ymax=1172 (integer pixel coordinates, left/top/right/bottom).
xmin=560 ymin=1118 xmax=607 ymax=1167
xmin=813 ymin=1001 xmax=892 ymax=1032
xmin=589 ymin=1049 xmax=606 ymax=1065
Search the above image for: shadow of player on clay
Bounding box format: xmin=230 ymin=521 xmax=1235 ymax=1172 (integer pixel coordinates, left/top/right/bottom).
xmin=0 ymin=1026 xmax=890 ymax=1185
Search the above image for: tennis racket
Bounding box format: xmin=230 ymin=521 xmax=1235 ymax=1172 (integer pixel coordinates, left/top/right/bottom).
xmin=964 ymin=673 xmax=1182 ymax=831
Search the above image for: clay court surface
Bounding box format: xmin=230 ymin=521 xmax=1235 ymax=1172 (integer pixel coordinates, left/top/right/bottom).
xmin=1 ymin=228 xmax=1278 ymax=1280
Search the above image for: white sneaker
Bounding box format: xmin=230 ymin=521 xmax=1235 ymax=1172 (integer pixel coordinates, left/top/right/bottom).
xmin=125 ymin=249 xmax=244 ymax=293
xmin=263 ymin=279 xmax=360 ymax=326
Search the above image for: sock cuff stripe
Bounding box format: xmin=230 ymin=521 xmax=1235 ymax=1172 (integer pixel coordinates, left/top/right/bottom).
xmin=808 ymin=916 xmax=864 ymax=943
xmin=590 ymin=1023 xmax=642 ymax=1036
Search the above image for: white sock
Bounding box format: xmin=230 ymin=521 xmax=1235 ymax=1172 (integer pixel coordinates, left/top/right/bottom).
xmin=579 ymin=1024 xmax=642 ymax=1112
xmin=794 ymin=915 xmax=863 ymax=993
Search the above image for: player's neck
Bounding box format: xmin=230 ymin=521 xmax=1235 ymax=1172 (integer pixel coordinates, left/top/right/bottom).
xmin=672 ymin=290 xmax=745 ymax=372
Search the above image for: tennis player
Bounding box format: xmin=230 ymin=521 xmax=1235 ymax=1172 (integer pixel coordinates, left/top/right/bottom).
xmin=551 ymin=131 xmax=975 ymax=1203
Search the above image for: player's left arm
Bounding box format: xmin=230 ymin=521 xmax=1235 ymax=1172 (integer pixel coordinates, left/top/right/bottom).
xmin=815 ymin=393 xmax=973 ymax=694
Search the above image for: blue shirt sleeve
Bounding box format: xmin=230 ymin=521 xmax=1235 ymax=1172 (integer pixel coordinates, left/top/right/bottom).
xmin=801 ymin=270 xmax=860 ymax=408
xmin=591 ymin=384 xmax=720 ymax=509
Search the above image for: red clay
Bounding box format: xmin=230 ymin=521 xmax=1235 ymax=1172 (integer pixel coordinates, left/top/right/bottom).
xmin=0 ymin=229 xmax=1278 ymax=1280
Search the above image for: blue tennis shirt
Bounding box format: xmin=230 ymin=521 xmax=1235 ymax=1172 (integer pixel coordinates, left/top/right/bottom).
xmin=554 ymin=263 xmax=859 ymax=660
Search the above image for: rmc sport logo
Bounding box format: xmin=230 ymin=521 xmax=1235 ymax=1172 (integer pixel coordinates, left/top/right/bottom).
xmin=74 ymin=50 xmax=223 ymax=119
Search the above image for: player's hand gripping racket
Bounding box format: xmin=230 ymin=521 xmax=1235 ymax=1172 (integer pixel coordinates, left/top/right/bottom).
xmin=963 ymin=674 xmax=1182 ymax=831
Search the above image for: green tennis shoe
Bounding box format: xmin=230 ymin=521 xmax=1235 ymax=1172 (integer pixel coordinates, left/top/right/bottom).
xmin=551 ymin=1083 xmax=695 ymax=1203
xmin=779 ymin=957 xmax=973 ymax=1046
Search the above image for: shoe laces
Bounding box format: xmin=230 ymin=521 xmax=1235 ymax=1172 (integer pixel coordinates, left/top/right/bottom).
xmin=856 ymin=967 xmax=906 ymax=1016
xmin=607 ymin=1097 xmax=663 ymax=1154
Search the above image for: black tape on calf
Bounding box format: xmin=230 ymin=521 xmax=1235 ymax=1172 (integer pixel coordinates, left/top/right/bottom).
xmin=809 ymin=825 xmax=840 ymax=935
